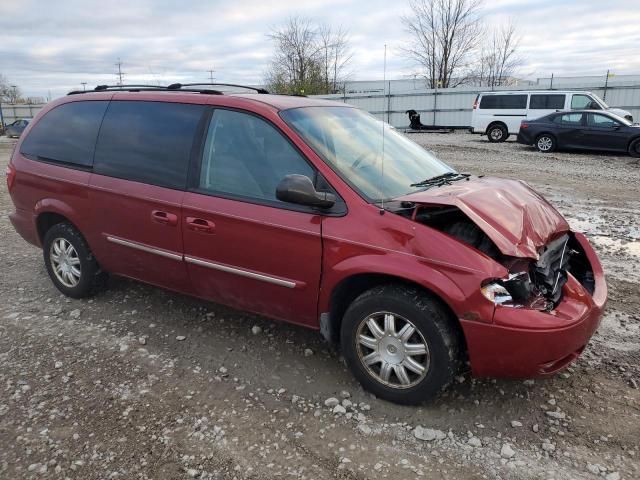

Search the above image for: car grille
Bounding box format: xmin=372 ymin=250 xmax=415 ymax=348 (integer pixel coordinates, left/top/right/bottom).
xmin=533 ymin=234 xmax=571 ymax=305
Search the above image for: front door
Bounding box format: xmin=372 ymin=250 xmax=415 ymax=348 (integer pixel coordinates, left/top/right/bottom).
xmin=88 ymin=100 xmax=207 ymax=292
xmin=580 ymin=113 xmax=628 ymax=151
xmin=182 ymin=108 xmax=323 ymax=326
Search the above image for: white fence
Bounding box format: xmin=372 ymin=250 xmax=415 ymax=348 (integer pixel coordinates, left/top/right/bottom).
xmin=1 ymin=103 xmax=45 ymax=126
xmin=314 ymin=82 xmax=640 ymax=129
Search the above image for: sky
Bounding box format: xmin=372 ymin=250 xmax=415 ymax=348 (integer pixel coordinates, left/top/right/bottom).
xmin=1 ymin=0 xmax=640 ymax=99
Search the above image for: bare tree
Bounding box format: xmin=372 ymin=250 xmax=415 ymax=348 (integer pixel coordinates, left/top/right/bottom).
xmin=474 ymin=21 xmax=522 ymax=87
xmin=265 ymin=17 xmax=352 ymax=95
xmin=0 ymin=74 xmax=22 ymax=103
xmin=401 ymin=0 xmax=484 ymax=88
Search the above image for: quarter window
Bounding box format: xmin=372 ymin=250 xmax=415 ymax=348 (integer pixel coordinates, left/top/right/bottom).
xmin=94 ymin=101 xmax=206 ymax=190
xmin=479 ymin=94 xmax=527 ymax=109
xmin=198 ymin=109 xmax=314 ymax=202
xmin=529 ymin=94 xmax=566 ymax=109
xmin=20 ymin=101 xmax=108 ymax=167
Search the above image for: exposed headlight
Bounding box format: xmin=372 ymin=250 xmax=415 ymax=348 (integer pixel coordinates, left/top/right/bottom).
xmin=481 ymin=282 xmax=514 ymax=305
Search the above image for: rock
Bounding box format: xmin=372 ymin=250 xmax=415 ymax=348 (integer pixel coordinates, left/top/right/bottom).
xmin=251 ymin=325 xmax=262 ymax=335
xmin=467 ymin=437 xmax=482 ymax=448
xmin=186 ymin=468 xmax=199 ymax=477
xmin=176 ymin=335 xmax=186 ymax=341
xmin=54 ymin=361 xmax=63 ymax=369
xmin=532 ymin=424 xmax=539 ymax=433
xmin=357 ymin=424 xmax=372 ymax=435
xmin=542 ymin=441 xmax=556 ymax=452
xmin=413 ymin=426 xmax=446 ymax=442
xmin=500 ymin=444 xmax=515 ymax=459
xmin=333 ymin=405 xmax=347 ymax=415
xmin=605 ymin=472 xmax=620 ymax=480
xmin=342 ymin=399 xmax=353 ymax=408
xmin=340 ymin=390 xmax=351 ymax=399
xmin=69 ymin=309 xmax=81 ymax=319
xmin=629 ymin=378 xmax=638 ymax=389
xmin=511 ymin=420 xmax=523 ymax=428
xmin=219 ymin=367 xmax=228 ymax=374
xmin=138 ymin=337 xmax=146 ymax=345
xmin=586 ymin=464 xmax=600 ymax=475
xmin=546 ymin=410 xmax=566 ymax=420
xmin=304 ymin=348 xmax=314 ymax=357
xmin=324 ymin=397 xmax=340 ymax=407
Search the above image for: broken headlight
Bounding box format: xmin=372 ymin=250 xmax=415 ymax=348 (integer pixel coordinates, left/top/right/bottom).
xmin=481 ymin=271 xmax=535 ymax=308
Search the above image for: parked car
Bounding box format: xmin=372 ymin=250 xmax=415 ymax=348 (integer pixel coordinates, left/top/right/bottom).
xmin=5 ymin=119 xmax=30 ymax=138
xmin=7 ymin=85 xmax=606 ymax=404
xmin=470 ymin=90 xmax=633 ymax=142
xmin=517 ymin=110 xmax=640 ymax=156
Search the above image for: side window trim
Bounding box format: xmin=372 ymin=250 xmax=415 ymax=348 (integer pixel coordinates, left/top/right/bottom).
xmin=186 ymin=106 xmax=346 ymax=216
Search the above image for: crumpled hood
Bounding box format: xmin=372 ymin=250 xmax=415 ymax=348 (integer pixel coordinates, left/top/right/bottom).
xmin=397 ymin=177 xmax=569 ymax=259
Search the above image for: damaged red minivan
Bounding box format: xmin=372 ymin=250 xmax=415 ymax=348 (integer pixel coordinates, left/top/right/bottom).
xmin=7 ymin=85 xmax=606 ymax=404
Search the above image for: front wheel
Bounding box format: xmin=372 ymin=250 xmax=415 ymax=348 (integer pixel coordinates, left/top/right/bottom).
xmin=628 ymin=138 xmax=640 ymax=158
xmin=535 ymin=134 xmax=556 ymax=153
xmin=340 ymin=285 xmax=461 ymax=405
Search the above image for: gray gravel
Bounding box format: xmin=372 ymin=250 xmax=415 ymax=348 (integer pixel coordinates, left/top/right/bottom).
xmin=1 ymin=133 xmax=639 ymax=479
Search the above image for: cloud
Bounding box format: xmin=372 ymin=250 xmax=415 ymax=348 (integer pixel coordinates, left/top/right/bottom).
xmin=0 ymin=0 xmax=638 ymax=99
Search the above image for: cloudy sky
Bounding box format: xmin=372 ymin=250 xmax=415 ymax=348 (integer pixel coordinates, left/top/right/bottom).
xmin=1 ymin=0 xmax=640 ymax=99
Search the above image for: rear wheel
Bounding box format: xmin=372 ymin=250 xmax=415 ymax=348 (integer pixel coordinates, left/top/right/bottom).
xmin=535 ymin=134 xmax=556 ymax=153
xmin=628 ymin=138 xmax=640 ymax=158
xmin=487 ymin=123 xmax=508 ymax=143
xmin=43 ymin=223 xmax=108 ymax=298
xmin=340 ymin=285 xmax=461 ymax=405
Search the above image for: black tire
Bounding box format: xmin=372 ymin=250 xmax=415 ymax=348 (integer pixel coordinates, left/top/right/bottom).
xmin=340 ymin=285 xmax=461 ymax=405
xmin=535 ymin=133 xmax=556 ymax=153
xmin=43 ymin=223 xmax=108 ymax=298
xmin=487 ymin=123 xmax=508 ymax=143
xmin=628 ymin=138 xmax=640 ymax=158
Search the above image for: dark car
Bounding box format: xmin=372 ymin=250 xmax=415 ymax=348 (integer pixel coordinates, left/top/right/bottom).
xmin=7 ymin=84 xmax=606 ymax=404
xmin=517 ymin=110 xmax=640 ymax=157
xmin=5 ymin=119 xmax=30 ymax=138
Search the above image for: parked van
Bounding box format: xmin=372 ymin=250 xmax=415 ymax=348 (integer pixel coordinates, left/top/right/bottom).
xmin=7 ymin=84 xmax=606 ymax=404
xmin=470 ymin=90 xmax=633 ymax=142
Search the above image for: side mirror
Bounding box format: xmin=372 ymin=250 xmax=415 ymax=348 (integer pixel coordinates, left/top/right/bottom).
xmin=276 ymin=174 xmax=336 ymax=209
xmin=612 ymin=124 xmax=621 ymax=130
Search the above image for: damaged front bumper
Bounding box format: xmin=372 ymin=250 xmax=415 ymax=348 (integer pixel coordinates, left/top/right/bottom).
xmin=460 ymin=232 xmax=607 ymax=378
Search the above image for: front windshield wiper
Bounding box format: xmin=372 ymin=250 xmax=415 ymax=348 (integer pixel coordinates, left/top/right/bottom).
xmin=410 ymin=172 xmax=470 ymax=188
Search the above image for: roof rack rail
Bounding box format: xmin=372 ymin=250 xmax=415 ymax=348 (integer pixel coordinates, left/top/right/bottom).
xmin=167 ymin=83 xmax=269 ymax=94
xmin=67 ymin=84 xmax=223 ymax=96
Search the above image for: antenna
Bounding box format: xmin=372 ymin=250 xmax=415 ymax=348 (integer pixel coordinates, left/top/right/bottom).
xmin=380 ymin=44 xmax=387 ymax=214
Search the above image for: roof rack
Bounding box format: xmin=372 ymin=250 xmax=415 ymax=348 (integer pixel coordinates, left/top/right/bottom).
xmin=167 ymin=83 xmax=269 ymax=94
xmin=67 ymin=84 xmax=224 ymax=96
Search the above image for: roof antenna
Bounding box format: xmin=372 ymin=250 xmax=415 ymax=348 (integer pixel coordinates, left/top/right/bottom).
xmin=380 ymin=44 xmax=387 ymax=215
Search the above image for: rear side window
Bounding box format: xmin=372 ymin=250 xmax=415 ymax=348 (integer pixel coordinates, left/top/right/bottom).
xmin=94 ymin=101 xmax=206 ymax=190
xmin=20 ymin=101 xmax=108 ymax=167
xmin=479 ymin=95 xmax=527 ymax=109
xmin=529 ymin=94 xmax=565 ymax=109
xmin=553 ymin=113 xmax=583 ymax=126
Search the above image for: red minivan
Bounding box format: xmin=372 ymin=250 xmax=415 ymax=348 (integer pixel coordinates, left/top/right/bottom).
xmin=6 ymin=84 xmax=606 ymax=404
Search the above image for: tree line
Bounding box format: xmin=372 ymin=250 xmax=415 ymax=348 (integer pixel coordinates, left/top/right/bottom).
xmin=265 ymin=0 xmax=523 ymax=94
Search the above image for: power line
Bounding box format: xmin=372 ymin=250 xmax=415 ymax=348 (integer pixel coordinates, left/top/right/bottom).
xmin=115 ymin=58 xmax=125 ymax=85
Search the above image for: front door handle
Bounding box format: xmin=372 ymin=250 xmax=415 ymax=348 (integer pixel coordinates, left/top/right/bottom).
xmin=151 ymin=210 xmax=178 ymax=226
xmin=186 ymin=217 xmax=216 ymax=234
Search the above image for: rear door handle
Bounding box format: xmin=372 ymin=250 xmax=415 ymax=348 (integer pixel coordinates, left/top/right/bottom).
xmin=186 ymin=217 xmax=216 ymax=234
xmin=151 ymin=210 xmax=178 ymax=226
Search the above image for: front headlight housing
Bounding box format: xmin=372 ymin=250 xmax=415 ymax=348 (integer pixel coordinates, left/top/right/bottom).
xmin=481 ymin=271 xmax=537 ymax=308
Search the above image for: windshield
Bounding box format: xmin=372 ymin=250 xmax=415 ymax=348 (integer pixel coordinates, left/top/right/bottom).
xmin=280 ymin=106 xmax=454 ymax=201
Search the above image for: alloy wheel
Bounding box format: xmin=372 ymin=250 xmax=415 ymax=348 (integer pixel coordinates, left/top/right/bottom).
xmin=355 ymin=312 xmax=430 ymax=389
xmin=537 ymin=136 xmax=553 ymax=151
xmin=490 ymin=128 xmax=503 ymax=141
xmin=50 ymin=238 xmax=81 ymax=288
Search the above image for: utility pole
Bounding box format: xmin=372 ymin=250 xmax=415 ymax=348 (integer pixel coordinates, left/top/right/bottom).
xmin=115 ymin=58 xmax=125 ymax=85
xmin=81 ymin=82 xmax=87 ymax=91
xmin=208 ymin=67 xmax=216 ymax=83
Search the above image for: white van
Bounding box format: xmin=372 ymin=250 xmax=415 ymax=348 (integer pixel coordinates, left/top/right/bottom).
xmin=470 ymin=91 xmax=633 ymax=142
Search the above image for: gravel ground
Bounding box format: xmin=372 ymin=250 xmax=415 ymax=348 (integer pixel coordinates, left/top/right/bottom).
xmin=1 ymin=132 xmax=639 ymax=479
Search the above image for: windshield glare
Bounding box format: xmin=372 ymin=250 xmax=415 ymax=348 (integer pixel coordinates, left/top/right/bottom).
xmin=280 ymin=107 xmax=454 ymax=201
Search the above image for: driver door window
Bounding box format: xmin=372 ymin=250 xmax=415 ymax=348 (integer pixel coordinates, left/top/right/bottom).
xmin=198 ymin=109 xmax=314 ymax=203
xmin=586 ymin=113 xmax=618 ymax=128
xmin=571 ymin=94 xmax=600 ymax=110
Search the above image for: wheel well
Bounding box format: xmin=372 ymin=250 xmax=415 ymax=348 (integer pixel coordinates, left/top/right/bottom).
xmin=486 ymin=121 xmax=507 ymax=133
xmin=628 ymin=136 xmax=640 ymax=149
xmin=326 ymin=273 xmax=467 ymax=352
xmin=36 ymin=212 xmax=71 ymax=243
xmin=536 ymin=132 xmax=556 ymax=141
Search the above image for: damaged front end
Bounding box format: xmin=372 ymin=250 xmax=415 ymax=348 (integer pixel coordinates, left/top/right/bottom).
xmin=396 ymin=201 xmax=596 ymax=312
